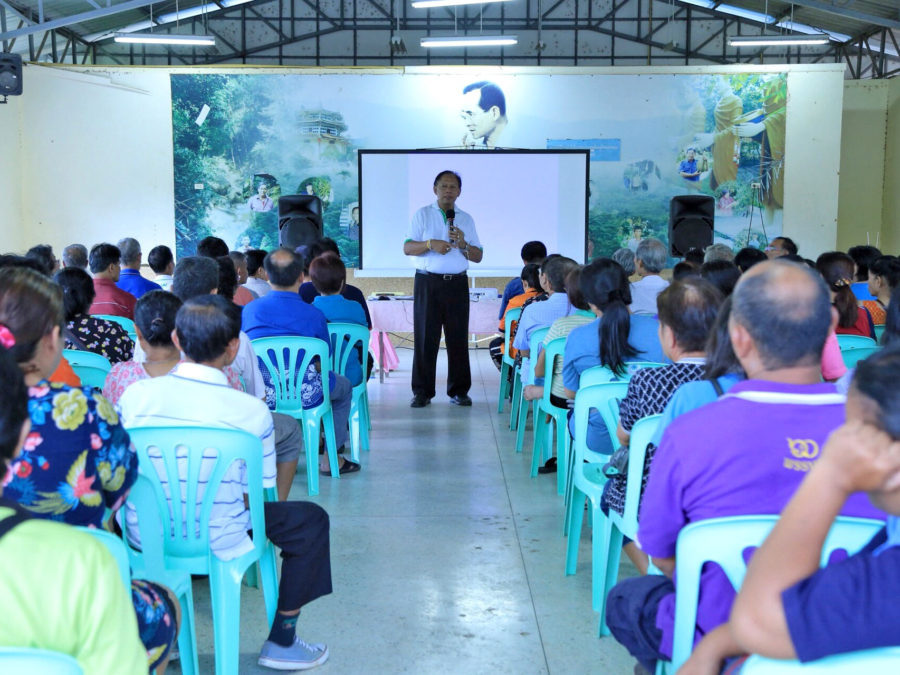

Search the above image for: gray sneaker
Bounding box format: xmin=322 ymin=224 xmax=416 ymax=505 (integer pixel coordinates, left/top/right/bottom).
xmin=258 ymin=636 xmax=329 ymax=671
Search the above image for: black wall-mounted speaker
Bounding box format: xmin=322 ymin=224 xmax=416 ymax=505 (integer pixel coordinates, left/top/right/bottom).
xmin=668 ymin=194 xmax=714 ymax=257
xmin=278 ymin=195 xmax=324 ymax=250
xmin=0 ymin=53 xmax=23 ymax=97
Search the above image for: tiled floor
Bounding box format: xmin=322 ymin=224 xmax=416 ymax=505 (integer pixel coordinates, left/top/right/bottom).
xmin=180 ymin=347 xmax=639 ymax=673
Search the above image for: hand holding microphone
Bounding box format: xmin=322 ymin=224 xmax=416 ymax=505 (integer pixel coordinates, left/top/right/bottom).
xmin=447 ymin=209 xmax=465 ymax=249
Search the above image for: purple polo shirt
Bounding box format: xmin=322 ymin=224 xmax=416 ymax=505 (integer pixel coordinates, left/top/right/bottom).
xmin=638 ymin=379 xmax=885 ymax=658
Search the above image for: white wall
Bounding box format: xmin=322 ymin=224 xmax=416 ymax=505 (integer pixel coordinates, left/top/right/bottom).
xmin=0 ymin=90 xmax=24 ymax=251
xmin=9 ymin=63 xmax=846 ymax=259
xmin=17 ymin=65 xmax=175 ymax=256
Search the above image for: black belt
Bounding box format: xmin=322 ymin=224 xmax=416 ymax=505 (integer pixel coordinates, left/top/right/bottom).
xmin=417 ymin=270 xmax=467 ymax=281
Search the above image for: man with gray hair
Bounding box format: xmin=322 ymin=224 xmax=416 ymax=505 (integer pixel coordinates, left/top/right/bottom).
xmin=612 ymin=247 xmax=636 ymax=278
xmin=629 ymin=238 xmax=669 ymax=315
xmin=116 ymin=237 xmax=161 ymax=299
xmin=61 ymin=243 xmax=88 ymax=270
xmin=704 ymin=243 xmax=735 ymax=264
xmin=605 ymin=260 xmax=883 ymax=674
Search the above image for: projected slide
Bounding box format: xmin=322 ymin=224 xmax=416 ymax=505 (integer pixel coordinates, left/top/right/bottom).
xmin=358 ymin=150 xmax=589 ymax=276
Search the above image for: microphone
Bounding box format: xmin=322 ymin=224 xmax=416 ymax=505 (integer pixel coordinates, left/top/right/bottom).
xmin=446 ymin=209 xmax=457 ymax=248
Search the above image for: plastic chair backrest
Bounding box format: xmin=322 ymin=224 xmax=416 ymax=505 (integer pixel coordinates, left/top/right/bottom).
xmin=326 ymin=322 xmax=370 ymax=381
xmin=572 ymin=381 xmax=630 ymax=464
xmin=0 ymin=647 xmax=83 ymax=674
xmin=62 ymin=349 xmax=112 ymax=389
xmin=539 ymin=337 xmax=567 ymax=408
xmin=502 ymin=307 xmax=523 ymax=366
xmin=840 ymin=345 xmax=881 ymax=369
xmin=741 ymin=647 xmax=900 ymax=673
xmin=609 ymin=414 xmax=661 ymax=536
xmin=836 ymin=334 xmax=877 ymax=350
xmin=579 ymin=361 xmax=666 ymax=388
xmin=874 ymin=324 xmax=885 ymax=343
xmin=126 ymin=426 xmax=268 ymax=570
xmin=669 ymin=514 xmax=884 ymax=671
xmin=251 ymin=336 xmax=332 ymax=418
xmin=92 ymin=314 xmax=137 ymax=339
xmin=523 ymin=326 xmax=550 ymax=385
xmin=76 ymin=526 xmax=130 ymax=588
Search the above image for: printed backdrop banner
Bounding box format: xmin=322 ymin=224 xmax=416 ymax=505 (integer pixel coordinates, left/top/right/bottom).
xmin=171 ymin=71 xmax=787 ymax=268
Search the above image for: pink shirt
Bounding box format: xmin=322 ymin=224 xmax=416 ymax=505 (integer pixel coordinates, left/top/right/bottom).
xmin=103 ymin=359 xmax=243 ymax=406
xmin=820 ymin=331 xmax=846 ymax=381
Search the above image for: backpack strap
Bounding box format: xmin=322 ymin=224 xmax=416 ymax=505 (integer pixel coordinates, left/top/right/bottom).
xmin=0 ymin=497 xmax=31 ymax=540
xmin=711 ymin=378 xmax=725 ymax=397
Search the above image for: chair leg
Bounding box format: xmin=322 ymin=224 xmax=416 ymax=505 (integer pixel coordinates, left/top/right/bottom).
xmin=515 ymin=398 xmax=531 ymax=454
xmin=565 ymin=488 xmax=587 ymax=575
xmin=591 ymin=503 xmax=611 ymax=613
xmin=209 ymin=565 xmax=245 ymax=675
xmin=498 ymin=362 xmax=509 ymax=413
xmin=348 ymin=403 xmax=361 ymax=463
xmin=598 ymin=525 xmax=625 ymax=637
xmin=176 ymin=583 xmax=199 ymax=675
xmin=302 ymin=424 xmax=319 ymax=496
xmin=509 ymin=373 xmax=522 ymax=431
xmin=556 ymin=420 xmax=570 ymax=497
xmin=563 ymin=444 xmax=578 ymax=536
xmin=530 ymin=411 xmax=547 ymax=477
xmin=260 ymin=543 xmax=280 ymax=628
xmin=323 ymin=412 xmax=340 ymax=478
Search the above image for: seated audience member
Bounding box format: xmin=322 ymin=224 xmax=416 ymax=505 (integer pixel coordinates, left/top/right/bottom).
xmin=499 ymin=240 xmax=547 ymax=318
xmin=196 ymin=235 xmax=230 ymax=259
xmin=118 ymin=296 xmax=333 ymax=671
xmin=605 ymin=260 xmax=883 ymax=675
xmin=25 ymin=244 xmax=59 ymax=276
xmin=490 ymin=262 xmax=543 ymax=369
xmin=602 ymin=278 xmax=723 ymax=570
xmin=684 ymin=248 xmax=705 ymax=267
xmin=672 ymin=261 xmax=698 ymax=281
xmin=61 ymin=243 xmax=88 ymax=270
xmin=612 ymin=247 xmax=637 ymax=280
xmin=197 ymin=236 xmax=255 ymax=306
xmin=103 ymin=291 xmax=244 ymax=406
xmin=562 ymin=259 xmax=666 ymax=454
xmin=686 ymin=346 xmax=900 ymax=672
xmin=0 ymin=266 xmax=179 ymax=674
xmin=243 ymin=248 xmax=358 ymax=477
xmin=880 ymin=286 xmax=900 ymax=347
xmin=703 ymin=243 xmax=734 ymax=264
xmin=229 ymin=250 xmax=259 ymax=304
xmin=147 ymin=244 xmax=175 ymax=291
xmin=56 ymin=267 xmax=134 ymax=364
xmin=816 ymin=251 xmax=876 ymax=339
xmin=700 ymin=259 xmax=741 ymax=297
xmin=216 ymin=255 xmax=240 ymax=302
xmin=298 ymin=239 xmax=372 ymax=328
xmin=245 ymin=248 xmax=272 ymax=298
xmin=0 ymin=345 xmax=148 ymax=674
xmin=513 ymin=255 xmax=580 ymax=362
xmin=89 ymin=242 xmax=137 ymax=319
xmin=848 ymin=244 xmax=882 ymax=302
xmin=116 ymin=237 xmax=162 ymax=299
xmin=310 ymin=252 xmax=368 ymax=386
xmin=765 ymin=235 xmax=798 ymax=259
xmin=630 ymin=239 xmax=670 ymax=315
xmin=861 ymin=254 xmax=899 ymax=326
xmin=734 ymin=246 xmax=767 ymax=273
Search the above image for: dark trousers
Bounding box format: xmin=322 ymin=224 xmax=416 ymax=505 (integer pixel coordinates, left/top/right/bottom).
xmin=264 ymin=501 xmax=333 ymax=611
xmin=606 ymin=574 xmax=673 ymax=672
xmin=412 ymin=271 xmax=471 ymax=399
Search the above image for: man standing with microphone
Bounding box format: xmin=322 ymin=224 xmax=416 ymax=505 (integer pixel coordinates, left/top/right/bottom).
xmin=403 ymin=170 xmax=483 ymax=408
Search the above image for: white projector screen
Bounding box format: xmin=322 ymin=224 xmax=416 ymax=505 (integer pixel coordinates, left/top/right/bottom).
xmin=357 ymin=150 xmax=590 ymax=277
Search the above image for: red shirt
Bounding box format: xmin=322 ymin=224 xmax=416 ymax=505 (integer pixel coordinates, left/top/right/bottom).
xmin=89 ymin=278 xmax=136 ymax=319
xmin=835 ymin=305 xmax=875 ymax=339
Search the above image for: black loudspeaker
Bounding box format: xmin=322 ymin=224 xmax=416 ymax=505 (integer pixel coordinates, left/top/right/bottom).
xmin=0 ymin=53 xmax=23 ymax=97
xmin=668 ymin=195 xmax=714 ymax=257
xmin=278 ymin=195 xmax=323 ymax=250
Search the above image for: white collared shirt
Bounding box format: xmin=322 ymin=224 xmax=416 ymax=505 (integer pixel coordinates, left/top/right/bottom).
xmin=118 ymin=362 xmax=277 ymax=561
xmin=406 ymin=202 xmax=482 ymax=274
xmin=630 ymin=275 xmax=670 ymax=315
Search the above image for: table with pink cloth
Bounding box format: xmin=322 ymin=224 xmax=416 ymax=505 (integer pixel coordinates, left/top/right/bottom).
xmin=366 ymin=297 xmax=501 ymax=379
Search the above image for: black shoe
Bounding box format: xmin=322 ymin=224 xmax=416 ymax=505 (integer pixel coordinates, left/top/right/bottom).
xmin=538 ymin=457 xmax=558 ymax=474
xmin=449 ymin=394 xmax=472 ymax=407
xmin=410 ymin=394 xmax=431 ymax=408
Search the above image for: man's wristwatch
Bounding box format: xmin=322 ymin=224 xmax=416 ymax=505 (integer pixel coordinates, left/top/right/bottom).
xmin=425 ymin=239 xmax=432 ymax=251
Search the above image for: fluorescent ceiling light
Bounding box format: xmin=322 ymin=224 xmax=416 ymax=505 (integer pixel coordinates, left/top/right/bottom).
xmin=717 ymin=4 xmax=775 ymax=23
xmin=114 ymin=33 xmax=216 ymax=46
xmin=412 ymin=0 xmax=512 ymax=8
xmin=728 ymin=34 xmax=829 ymax=47
xmin=420 ymin=35 xmax=517 ymax=47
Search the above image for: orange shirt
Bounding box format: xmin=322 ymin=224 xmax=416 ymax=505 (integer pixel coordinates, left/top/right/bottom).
xmin=861 ymin=299 xmax=886 ymax=326
xmin=50 ymin=355 xmax=81 ymax=387
xmin=499 ymin=289 xmax=540 ymax=360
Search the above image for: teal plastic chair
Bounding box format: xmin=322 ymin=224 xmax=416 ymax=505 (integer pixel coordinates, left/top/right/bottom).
xmin=127 ymin=426 xmax=279 ymax=675
xmin=514 ymin=326 xmax=550 ymax=454
xmin=841 ymin=345 xmax=881 ymax=369
xmin=498 ymin=306 xmax=522 ymax=414
xmin=579 ymin=361 xmax=667 ymax=388
xmin=251 ymin=336 xmax=339 ymax=496
xmin=836 ymin=334 xmax=877 ymax=350
xmin=92 ymin=314 xmax=138 ymax=341
xmin=666 ymin=515 xmax=883 ymax=672
xmin=595 ymin=414 xmax=661 ymax=636
xmin=0 ymin=648 xmax=82 ymax=674
xmin=564 ymin=381 xmax=630 ymax=614
xmin=327 ymin=322 xmax=371 ymax=463
xmin=530 ymin=337 xmax=569 ymax=496
xmin=76 ymin=526 xmax=131 ymax=587
xmin=874 ymin=324 xmax=885 ymax=343
xmin=741 ymin=647 xmax=900 ymax=673
xmin=62 ymin=349 xmax=112 ymax=389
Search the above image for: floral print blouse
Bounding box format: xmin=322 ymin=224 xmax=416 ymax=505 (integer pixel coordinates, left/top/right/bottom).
xmin=65 ymin=314 xmax=134 ymax=364
xmin=4 ymin=381 xmax=137 ymax=528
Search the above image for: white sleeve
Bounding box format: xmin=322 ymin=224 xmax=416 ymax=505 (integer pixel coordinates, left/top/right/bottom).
xmin=234 ymin=332 xmax=266 ymax=399
xmin=406 ymin=207 xmax=426 ymax=244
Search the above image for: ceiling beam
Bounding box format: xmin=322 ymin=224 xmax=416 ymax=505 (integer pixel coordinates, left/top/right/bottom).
xmin=784 ymin=0 xmax=900 ymax=31
xmin=0 ymin=0 xmax=160 ymax=41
